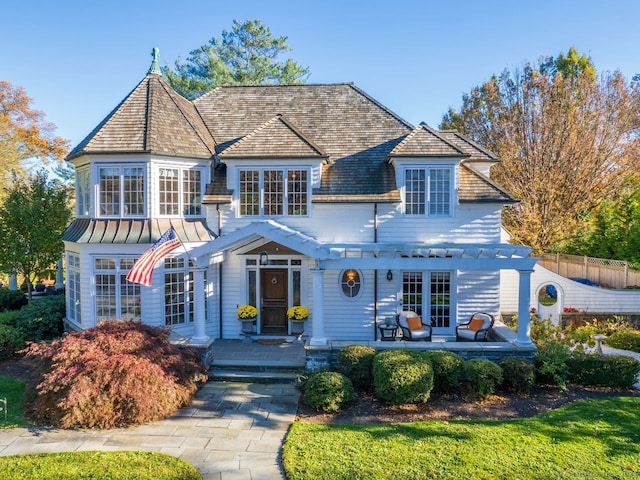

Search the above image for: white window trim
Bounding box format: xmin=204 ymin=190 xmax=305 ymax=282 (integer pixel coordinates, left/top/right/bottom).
xmin=97 ymin=164 xmax=147 ymax=219
xmin=237 ymin=167 xmax=310 ymax=218
xmin=92 ymin=256 xmax=141 ymax=322
xmin=156 ymin=166 xmax=206 ymax=218
xmin=403 ymin=166 xmax=454 ymax=217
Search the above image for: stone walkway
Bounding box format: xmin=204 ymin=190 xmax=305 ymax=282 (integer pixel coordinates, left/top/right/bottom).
xmin=0 ymin=381 xmax=300 ymax=480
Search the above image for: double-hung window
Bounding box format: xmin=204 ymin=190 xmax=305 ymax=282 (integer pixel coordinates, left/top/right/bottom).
xmin=239 ymin=168 xmax=308 ymax=217
xmin=76 ymin=168 xmax=90 ymax=217
xmin=164 ymin=258 xmax=205 ymax=326
xmin=158 ymin=167 xmax=203 ymax=217
xmin=98 ymin=165 xmax=145 ymax=217
xmin=405 ymin=167 xmax=452 ymax=216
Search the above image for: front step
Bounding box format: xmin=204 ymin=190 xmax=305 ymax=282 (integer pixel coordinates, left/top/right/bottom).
xmin=210 ymin=367 xmax=305 ymax=384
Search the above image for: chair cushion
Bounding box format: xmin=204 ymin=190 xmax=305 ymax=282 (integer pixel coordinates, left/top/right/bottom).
xmin=457 ymin=329 xmax=477 ymax=340
xmin=409 ymin=329 xmax=430 ymax=339
xmin=468 ymin=317 xmax=485 ymax=331
xmin=406 ymin=316 xmax=422 ymax=330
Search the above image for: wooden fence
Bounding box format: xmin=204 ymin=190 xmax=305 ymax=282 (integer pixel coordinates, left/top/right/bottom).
xmin=539 ymin=253 xmax=640 ymax=289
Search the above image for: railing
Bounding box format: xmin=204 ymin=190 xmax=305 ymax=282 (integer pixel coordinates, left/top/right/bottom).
xmin=539 ymin=253 xmax=640 ymax=289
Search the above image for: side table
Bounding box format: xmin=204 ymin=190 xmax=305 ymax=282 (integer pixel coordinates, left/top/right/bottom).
xmin=378 ymin=324 xmax=398 ymax=341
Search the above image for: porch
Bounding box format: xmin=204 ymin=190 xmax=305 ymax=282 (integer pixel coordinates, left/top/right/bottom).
xmin=207 ymin=320 xmax=536 ymax=379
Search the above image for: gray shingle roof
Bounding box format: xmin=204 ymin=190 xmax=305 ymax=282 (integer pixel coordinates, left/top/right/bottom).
xmin=70 ymin=74 xmax=515 ymax=204
xmin=67 ymin=74 xmax=216 ymax=160
xmin=218 ymin=114 xmax=328 ymax=160
xmin=459 ymin=164 xmax=517 ymax=203
xmin=389 ymin=124 xmax=468 ymax=157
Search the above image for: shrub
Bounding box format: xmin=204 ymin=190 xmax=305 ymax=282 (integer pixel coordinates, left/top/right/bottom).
xmin=0 ymin=324 xmax=24 ymax=361
xmin=607 ymin=331 xmax=640 ymax=353
xmin=337 ymin=345 xmax=377 ymax=390
xmin=535 ymin=341 xmax=571 ymax=390
xmin=373 ymin=349 xmax=434 ymax=405
xmin=567 ymin=354 xmax=640 ymax=388
xmin=303 ymin=371 xmax=355 ymax=413
xmin=424 ymin=350 xmax=464 ymax=392
xmin=499 ymin=357 xmax=535 ymax=395
xmin=15 ymin=296 xmax=65 ymax=342
xmin=23 ymin=321 xmax=208 ymax=429
xmin=0 ymin=288 xmax=28 ymax=313
xmin=463 ymin=358 xmax=503 ymax=399
xmin=0 ymin=309 xmax=20 ymax=327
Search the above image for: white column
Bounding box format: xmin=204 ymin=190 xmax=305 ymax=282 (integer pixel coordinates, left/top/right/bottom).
xmin=516 ymin=269 xmax=534 ymax=346
xmin=8 ymin=274 xmax=17 ymax=291
xmin=55 ymin=257 xmax=65 ymax=290
xmin=191 ymin=268 xmax=210 ymax=343
xmin=310 ymin=268 xmax=327 ymax=346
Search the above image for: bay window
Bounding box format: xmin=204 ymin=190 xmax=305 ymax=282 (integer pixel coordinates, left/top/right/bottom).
xmin=98 ymin=165 xmax=145 ymax=217
xmin=158 ymin=167 xmax=203 ymax=216
xmin=94 ymin=257 xmax=141 ymax=321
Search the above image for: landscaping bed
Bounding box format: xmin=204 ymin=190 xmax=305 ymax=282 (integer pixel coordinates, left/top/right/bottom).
xmin=297 ymin=385 xmax=640 ymax=424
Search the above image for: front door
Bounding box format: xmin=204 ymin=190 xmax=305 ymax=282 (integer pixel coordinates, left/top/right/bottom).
xmin=261 ymin=269 xmax=288 ymax=334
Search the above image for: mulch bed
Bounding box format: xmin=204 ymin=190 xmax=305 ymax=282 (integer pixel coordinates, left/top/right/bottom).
xmin=296 ymin=386 xmax=640 ymax=424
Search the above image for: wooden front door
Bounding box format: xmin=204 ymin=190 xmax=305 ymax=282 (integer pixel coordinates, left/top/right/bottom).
xmin=261 ymin=269 xmax=288 ymax=334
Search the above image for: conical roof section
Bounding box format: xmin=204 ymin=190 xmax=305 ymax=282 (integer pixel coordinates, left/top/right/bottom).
xmin=68 ymin=51 xmax=216 ymax=161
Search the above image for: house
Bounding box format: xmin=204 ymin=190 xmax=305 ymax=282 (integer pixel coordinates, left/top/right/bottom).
xmin=62 ymin=51 xmax=538 ymax=350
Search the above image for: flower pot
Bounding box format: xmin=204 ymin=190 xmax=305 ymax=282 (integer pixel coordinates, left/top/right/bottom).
xmin=290 ymin=320 xmax=305 ymax=335
xmin=240 ymin=319 xmax=255 ymax=334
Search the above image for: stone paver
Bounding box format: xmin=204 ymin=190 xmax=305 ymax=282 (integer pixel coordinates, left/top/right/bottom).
xmin=0 ymin=381 xmax=300 ymax=479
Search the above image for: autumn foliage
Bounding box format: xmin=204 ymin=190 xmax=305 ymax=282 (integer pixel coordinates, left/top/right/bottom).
xmin=23 ymin=321 xmax=208 ymax=429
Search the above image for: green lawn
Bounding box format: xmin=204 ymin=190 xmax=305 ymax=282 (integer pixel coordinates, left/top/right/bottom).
xmin=0 ymin=376 xmax=27 ymax=428
xmin=0 ymin=451 xmax=200 ymax=479
xmin=282 ymin=396 xmax=640 ymax=480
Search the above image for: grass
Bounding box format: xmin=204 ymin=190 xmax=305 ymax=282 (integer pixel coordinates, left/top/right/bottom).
xmin=0 ymin=451 xmax=201 ymax=479
xmin=282 ymin=396 xmax=640 ymax=480
xmin=0 ymin=376 xmax=28 ymax=428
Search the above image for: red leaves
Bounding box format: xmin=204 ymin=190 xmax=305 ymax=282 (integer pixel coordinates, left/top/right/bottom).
xmin=24 ymin=321 xmax=208 ymax=429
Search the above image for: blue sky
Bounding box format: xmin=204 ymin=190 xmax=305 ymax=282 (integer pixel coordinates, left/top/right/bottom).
xmin=2 ymin=0 xmax=639 ymax=150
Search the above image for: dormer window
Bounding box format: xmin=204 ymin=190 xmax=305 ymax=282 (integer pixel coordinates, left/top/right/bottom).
xmin=404 ymin=167 xmax=452 ymax=216
xmin=98 ymin=165 xmax=145 ymax=217
xmin=158 ymin=167 xmax=203 ymax=217
xmin=239 ymin=168 xmax=308 ymax=217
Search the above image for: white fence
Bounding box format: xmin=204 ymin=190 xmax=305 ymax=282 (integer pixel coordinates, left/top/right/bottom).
xmin=539 ymin=253 xmax=640 ymax=290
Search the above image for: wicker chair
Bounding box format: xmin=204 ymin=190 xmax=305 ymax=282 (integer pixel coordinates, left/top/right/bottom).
xmin=397 ymin=311 xmax=432 ymax=341
xmin=456 ymin=312 xmax=494 ymax=341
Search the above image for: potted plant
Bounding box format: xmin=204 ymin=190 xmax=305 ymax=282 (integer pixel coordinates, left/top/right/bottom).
xmin=287 ymin=306 xmax=309 ymax=336
xmin=237 ymin=305 xmax=258 ymax=336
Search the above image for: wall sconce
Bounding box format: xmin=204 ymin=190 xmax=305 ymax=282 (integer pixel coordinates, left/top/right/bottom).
xmin=346 ymin=269 xmax=356 ymax=280
xmin=259 ymin=251 xmax=269 ymax=266
xmin=386 ymin=270 xmax=393 ymax=281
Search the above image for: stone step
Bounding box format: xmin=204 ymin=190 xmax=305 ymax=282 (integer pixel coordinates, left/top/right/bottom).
xmin=210 ymin=367 xmax=305 ymax=384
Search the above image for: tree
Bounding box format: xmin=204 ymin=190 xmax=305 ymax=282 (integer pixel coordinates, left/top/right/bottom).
xmin=0 ymin=81 xmax=69 ymax=196
xmin=164 ymin=19 xmax=310 ymax=99
xmin=441 ymin=48 xmax=640 ymax=253
xmin=0 ymin=171 xmax=72 ymax=300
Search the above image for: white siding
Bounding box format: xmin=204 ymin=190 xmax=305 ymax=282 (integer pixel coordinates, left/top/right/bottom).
xmin=457 ymin=270 xmax=500 ymax=320
xmin=501 ymin=264 xmax=640 ymax=314
xmin=376 ymin=203 xmax=502 ymax=244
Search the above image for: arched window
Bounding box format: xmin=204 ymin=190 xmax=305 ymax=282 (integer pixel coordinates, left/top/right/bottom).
xmin=340 ymin=269 xmax=362 ymax=298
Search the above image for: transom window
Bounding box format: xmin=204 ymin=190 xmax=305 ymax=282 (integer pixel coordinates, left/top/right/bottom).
xmin=98 ymin=165 xmax=145 ymax=217
xmin=239 ymin=168 xmax=308 ymax=217
xmin=158 ymin=167 xmax=203 ymax=217
xmin=94 ymin=257 xmax=140 ymax=321
xmin=405 ymin=167 xmax=452 ymax=216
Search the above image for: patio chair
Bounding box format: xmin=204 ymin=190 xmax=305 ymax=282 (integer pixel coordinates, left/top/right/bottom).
xmin=456 ymin=312 xmax=495 ymax=341
xmin=397 ymin=311 xmax=432 ymax=341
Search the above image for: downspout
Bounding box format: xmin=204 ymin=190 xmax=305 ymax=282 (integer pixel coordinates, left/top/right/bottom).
xmin=217 ymin=204 xmax=223 ymax=339
xmin=374 ymin=203 xmax=378 ymax=341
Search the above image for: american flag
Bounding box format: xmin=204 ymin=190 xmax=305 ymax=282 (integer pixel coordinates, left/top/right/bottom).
xmin=126 ymin=227 xmax=182 ymax=286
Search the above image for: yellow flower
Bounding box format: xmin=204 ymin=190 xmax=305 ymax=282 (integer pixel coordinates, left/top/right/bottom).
xmin=287 ymin=306 xmax=309 ymax=320
xmin=237 ymin=305 xmax=258 ymax=319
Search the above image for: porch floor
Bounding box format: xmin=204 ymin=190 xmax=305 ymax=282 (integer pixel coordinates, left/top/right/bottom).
xmin=211 ymin=338 xmax=307 ymax=369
